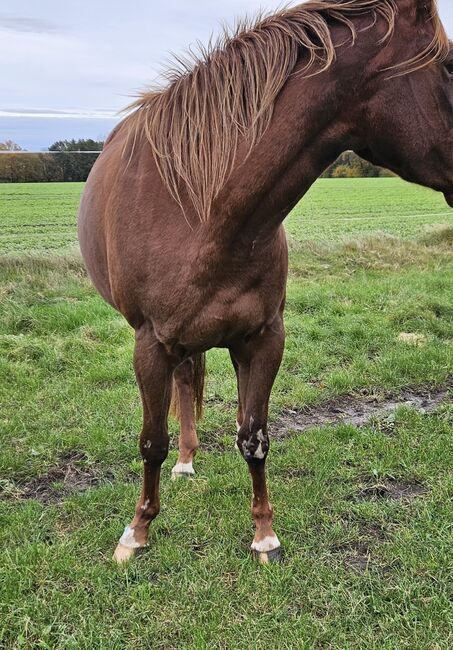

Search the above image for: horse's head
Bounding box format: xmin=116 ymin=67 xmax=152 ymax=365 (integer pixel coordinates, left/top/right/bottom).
xmin=355 ymin=0 xmax=453 ymax=206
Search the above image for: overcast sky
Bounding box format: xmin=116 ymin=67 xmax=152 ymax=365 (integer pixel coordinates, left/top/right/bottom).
xmin=2 ymin=0 xmax=452 ymax=149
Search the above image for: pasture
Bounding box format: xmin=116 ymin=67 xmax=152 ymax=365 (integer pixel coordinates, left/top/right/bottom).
xmin=1 ymin=179 xmax=452 ymax=649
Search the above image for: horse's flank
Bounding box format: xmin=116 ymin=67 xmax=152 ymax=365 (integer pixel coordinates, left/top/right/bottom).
xmin=123 ymin=0 xmax=449 ymax=224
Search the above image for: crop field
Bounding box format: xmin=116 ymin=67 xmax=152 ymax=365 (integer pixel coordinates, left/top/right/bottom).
xmin=1 ymin=179 xmax=452 ymax=649
xmin=1 ymin=178 xmax=452 ymax=252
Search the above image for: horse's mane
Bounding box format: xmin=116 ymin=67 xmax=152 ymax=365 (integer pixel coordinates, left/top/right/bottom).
xmin=124 ymin=0 xmax=448 ymax=222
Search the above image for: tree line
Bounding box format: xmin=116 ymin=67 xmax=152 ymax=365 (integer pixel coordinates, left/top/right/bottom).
xmin=0 ymin=139 xmax=391 ymax=183
xmin=0 ymin=139 xmax=103 ymax=183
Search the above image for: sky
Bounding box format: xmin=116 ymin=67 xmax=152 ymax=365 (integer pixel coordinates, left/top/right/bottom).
xmin=2 ymin=0 xmax=453 ymax=150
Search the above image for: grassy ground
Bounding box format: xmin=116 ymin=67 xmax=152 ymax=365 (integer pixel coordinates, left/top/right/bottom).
xmin=0 ymin=180 xmax=452 ymax=649
xmin=1 ymin=178 xmax=452 ymax=252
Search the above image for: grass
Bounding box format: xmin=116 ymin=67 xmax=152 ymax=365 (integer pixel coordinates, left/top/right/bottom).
xmin=0 ymin=180 xmax=452 ymax=649
xmin=1 ymin=178 xmax=452 ymax=252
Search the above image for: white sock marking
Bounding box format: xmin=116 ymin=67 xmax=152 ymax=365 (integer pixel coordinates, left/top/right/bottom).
xmin=251 ymin=534 xmax=281 ymax=553
xmin=118 ymin=526 xmax=142 ymax=549
xmin=172 ymin=462 xmax=195 ymax=476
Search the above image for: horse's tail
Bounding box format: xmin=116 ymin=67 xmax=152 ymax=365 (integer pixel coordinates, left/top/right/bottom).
xmin=170 ymin=353 xmax=206 ymax=422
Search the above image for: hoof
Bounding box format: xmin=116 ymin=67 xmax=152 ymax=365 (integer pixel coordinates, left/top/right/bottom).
xmin=251 ymin=534 xmax=282 ymax=564
xmin=171 ymin=462 xmax=195 ymax=481
xmin=113 ymin=543 xmax=136 ymax=564
xmin=252 ymin=546 xmax=282 ymax=565
xmin=171 ymin=472 xmax=194 ymax=480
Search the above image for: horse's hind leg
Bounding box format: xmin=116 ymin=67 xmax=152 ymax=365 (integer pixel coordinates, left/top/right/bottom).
xmin=230 ymin=313 xmax=285 ymax=564
xmin=113 ymin=322 xmax=173 ymax=563
xmin=171 ymin=358 xmax=200 ymax=479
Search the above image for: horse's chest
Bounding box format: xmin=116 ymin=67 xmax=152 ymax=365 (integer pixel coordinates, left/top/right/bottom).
xmin=201 ymin=289 xmax=269 ymax=340
xmin=151 ymin=242 xmax=287 ymax=352
xmin=157 ymin=282 xmax=280 ymax=352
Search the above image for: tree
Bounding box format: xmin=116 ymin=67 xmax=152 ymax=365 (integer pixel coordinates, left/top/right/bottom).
xmin=48 ymin=139 xmax=103 ymax=182
xmin=0 ymin=141 xmax=42 ymax=182
xmin=323 ymin=151 xmax=385 ymax=178
xmin=332 ymin=165 xmax=357 ymax=178
xmin=0 ymin=140 xmax=23 ymax=151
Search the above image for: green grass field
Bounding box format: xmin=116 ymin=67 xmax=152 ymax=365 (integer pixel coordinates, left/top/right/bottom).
xmin=1 ymin=179 xmax=452 ymax=649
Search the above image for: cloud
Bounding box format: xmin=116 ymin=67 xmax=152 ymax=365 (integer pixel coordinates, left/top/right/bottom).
xmin=0 ymin=15 xmax=61 ymax=34
xmin=0 ymin=108 xmax=118 ymax=119
xmin=2 ymin=0 xmax=452 ymax=149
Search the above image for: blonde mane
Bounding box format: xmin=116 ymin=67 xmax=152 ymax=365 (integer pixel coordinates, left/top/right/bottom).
xmin=124 ymin=0 xmax=449 ymax=222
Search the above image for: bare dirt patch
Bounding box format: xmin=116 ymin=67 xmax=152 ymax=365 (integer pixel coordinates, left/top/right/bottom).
xmin=333 ymin=521 xmax=389 ymax=573
xmin=1 ymin=451 xmax=109 ymax=504
xmin=273 ymin=381 xmax=452 ymax=439
xmin=340 ymin=542 xmax=372 ymax=573
xmin=352 ymin=478 xmax=428 ymax=503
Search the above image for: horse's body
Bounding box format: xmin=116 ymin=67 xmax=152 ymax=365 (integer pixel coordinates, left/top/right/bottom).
xmin=78 ymin=0 xmax=452 ymax=563
xmin=80 ymin=125 xmax=288 ymax=352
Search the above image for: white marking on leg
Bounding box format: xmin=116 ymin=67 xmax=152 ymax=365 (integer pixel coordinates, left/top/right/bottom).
xmin=140 ymin=498 xmax=150 ymax=511
xmin=254 ymin=442 xmax=265 ymax=459
xmin=171 ymin=461 xmax=195 ymax=479
xmin=249 ymin=416 xmax=255 ymax=431
xmin=144 ymin=440 xmax=152 ymax=449
xmin=118 ymin=526 xmax=142 ymax=550
xmin=235 ymin=422 xmax=241 ymax=449
xmin=251 ymin=534 xmax=281 ymax=553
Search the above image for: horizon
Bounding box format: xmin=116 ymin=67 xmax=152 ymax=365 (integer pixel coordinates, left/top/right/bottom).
xmin=2 ymin=0 xmax=453 ymax=150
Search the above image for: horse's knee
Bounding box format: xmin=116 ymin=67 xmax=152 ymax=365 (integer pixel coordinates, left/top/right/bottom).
xmin=237 ymin=420 xmax=269 ymax=463
xmin=140 ymin=435 xmax=169 ymax=466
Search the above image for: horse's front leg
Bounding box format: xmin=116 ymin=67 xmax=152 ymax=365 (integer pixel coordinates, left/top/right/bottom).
xmin=230 ymin=312 xmax=285 ymax=563
xmin=113 ymin=322 xmax=174 ymax=563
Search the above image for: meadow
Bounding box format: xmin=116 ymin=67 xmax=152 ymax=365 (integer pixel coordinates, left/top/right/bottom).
xmin=0 ymin=179 xmax=452 ymax=649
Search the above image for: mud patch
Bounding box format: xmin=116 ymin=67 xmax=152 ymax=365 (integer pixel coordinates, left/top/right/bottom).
xmin=352 ymin=478 xmax=427 ymax=503
xmin=333 ymin=521 xmax=388 ymax=573
xmin=273 ymin=381 xmax=452 ymax=439
xmin=1 ymin=451 xmax=110 ymax=504
xmin=340 ymin=542 xmax=372 ymax=573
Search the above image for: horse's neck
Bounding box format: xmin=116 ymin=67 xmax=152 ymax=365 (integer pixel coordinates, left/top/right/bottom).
xmin=204 ymin=67 xmax=355 ymax=249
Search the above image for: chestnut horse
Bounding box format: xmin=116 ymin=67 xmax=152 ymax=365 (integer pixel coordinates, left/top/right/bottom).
xmin=78 ymin=0 xmax=452 ymax=564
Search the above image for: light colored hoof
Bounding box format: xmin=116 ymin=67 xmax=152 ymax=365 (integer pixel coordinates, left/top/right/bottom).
xmin=171 ymin=462 xmax=195 ymax=481
xmin=253 ymin=546 xmax=282 ymax=564
xmin=113 ymin=543 xmax=136 ymax=564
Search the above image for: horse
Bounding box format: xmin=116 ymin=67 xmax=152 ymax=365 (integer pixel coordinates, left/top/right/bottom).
xmin=78 ymin=0 xmax=452 ymax=564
